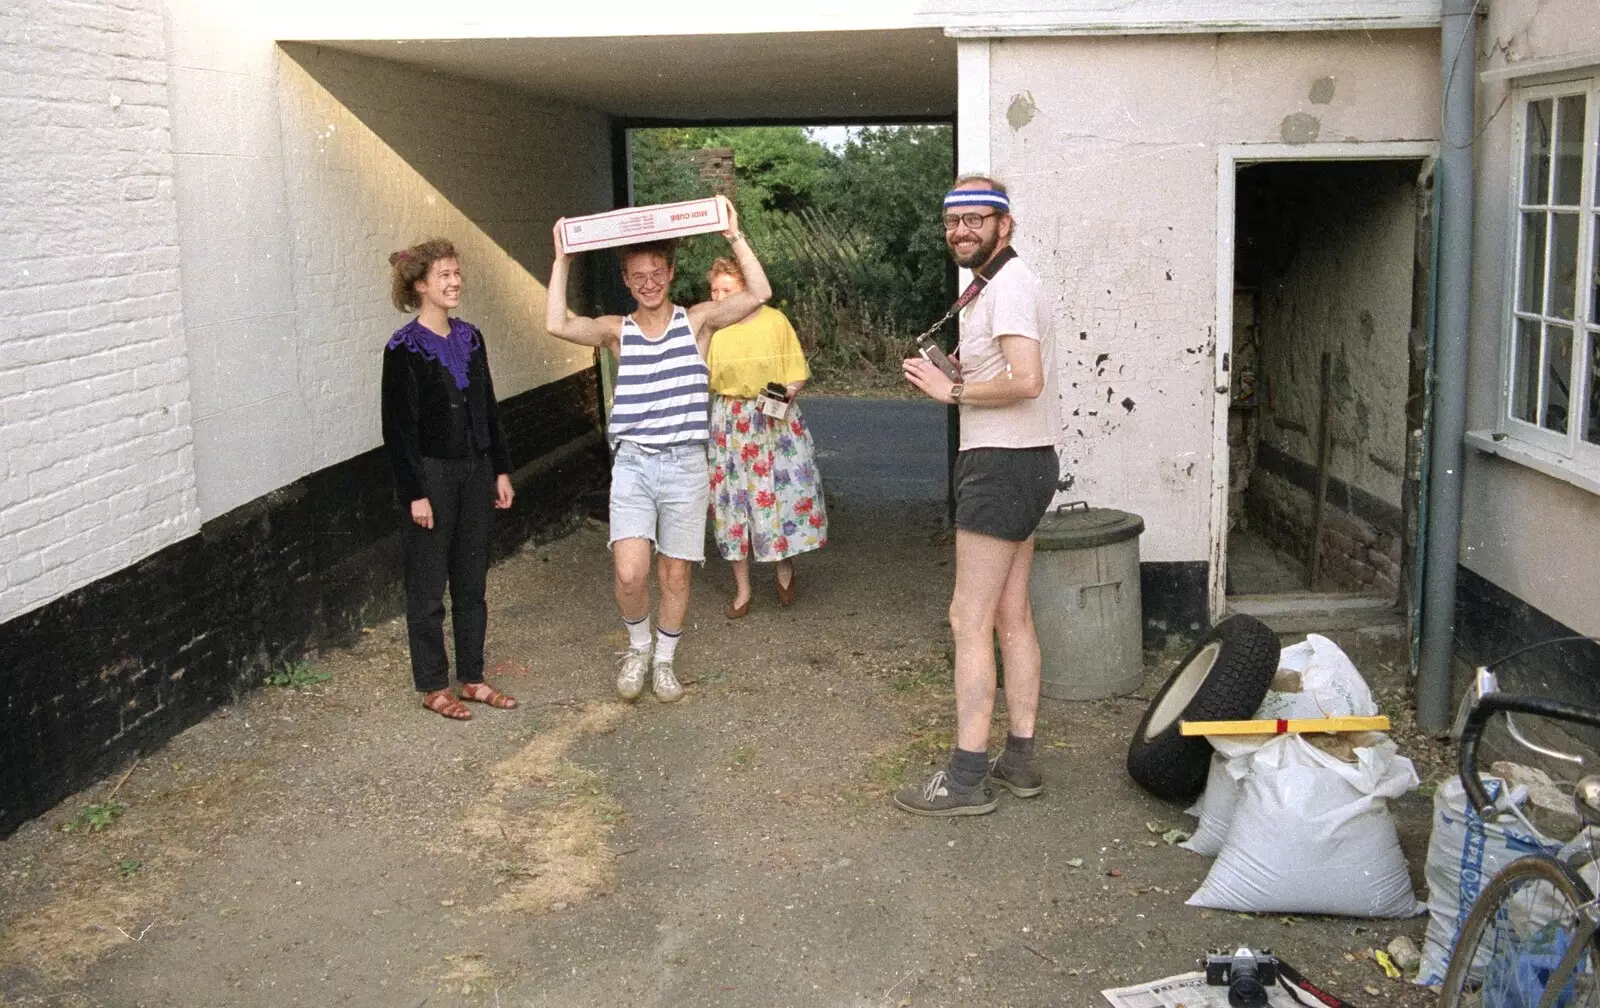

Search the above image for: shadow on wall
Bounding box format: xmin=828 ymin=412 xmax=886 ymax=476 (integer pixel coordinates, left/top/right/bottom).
xmin=276 ymin=42 xmax=620 ymax=385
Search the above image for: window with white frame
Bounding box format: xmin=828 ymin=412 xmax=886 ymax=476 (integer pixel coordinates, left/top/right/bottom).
xmin=1506 ymin=80 xmax=1600 ymax=465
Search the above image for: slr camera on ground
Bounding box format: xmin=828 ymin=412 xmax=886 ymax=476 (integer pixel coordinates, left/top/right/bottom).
xmin=1204 ymin=947 xmax=1280 ymax=1007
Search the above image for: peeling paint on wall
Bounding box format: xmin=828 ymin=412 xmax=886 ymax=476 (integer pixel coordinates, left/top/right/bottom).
xmin=1280 ymin=112 xmax=1322 ymax=144
xmin=987 ymin=31 xmax=1437 ymax=564
xmin=1006 ymin=91 xmax=1036 ymax=130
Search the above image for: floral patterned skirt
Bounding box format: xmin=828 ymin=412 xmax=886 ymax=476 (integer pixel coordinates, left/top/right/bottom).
xmin=708 ymin=394 xmax=828 ymax=562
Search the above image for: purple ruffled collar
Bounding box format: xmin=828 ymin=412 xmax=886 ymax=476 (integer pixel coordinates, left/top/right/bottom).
xmin=387 ymin=317 xmax=478 ymax=390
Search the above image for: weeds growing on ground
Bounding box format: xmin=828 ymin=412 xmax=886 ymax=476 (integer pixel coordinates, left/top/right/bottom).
xmin=730 ymin=745 xmax=756 ymax=768
xmin=117 ymin=858 xmax=140 ymax=878
xmin=889 ymin=658 xmax=952 ymax=694
xmin=549 ymin=760 xmax=623 ymax=826
xmin=265 ymin=660 xmax=331 ymax=689
xmin=63 ymin=803 xmax=123 ymax=834
xmin=865 ymin=722 xmax=953 ymax=789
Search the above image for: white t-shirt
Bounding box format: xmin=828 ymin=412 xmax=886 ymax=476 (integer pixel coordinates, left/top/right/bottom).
xmin=957 ymin=256 xmax=1059 ymax=450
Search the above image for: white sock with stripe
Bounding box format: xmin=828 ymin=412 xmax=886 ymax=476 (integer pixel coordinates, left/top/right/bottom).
xmin=625 ymin=616 xmax=651 ymax=652
xmin=655 ymin=627 xmax=681 ymax=663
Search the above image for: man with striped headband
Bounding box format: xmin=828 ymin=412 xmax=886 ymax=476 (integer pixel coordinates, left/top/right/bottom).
xmin=898 ymin=175 xmax=1061 ymax=816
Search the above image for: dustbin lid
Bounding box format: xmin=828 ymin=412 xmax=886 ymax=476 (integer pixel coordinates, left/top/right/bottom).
xmin=1034 ymin=502 xmax=1144 ymax=550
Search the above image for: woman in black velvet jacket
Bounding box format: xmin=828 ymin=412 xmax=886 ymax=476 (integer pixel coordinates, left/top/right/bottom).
xmin=381 ymin=238 xmax=519 ymax=720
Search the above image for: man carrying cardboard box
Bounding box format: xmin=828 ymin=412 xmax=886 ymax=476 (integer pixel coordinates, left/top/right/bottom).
xmin=546 ymin=199 xmax=771 ymax=702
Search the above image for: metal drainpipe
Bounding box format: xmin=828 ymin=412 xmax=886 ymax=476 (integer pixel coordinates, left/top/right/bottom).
xmin=1417 ymin=0 xmax=1478 ymax=732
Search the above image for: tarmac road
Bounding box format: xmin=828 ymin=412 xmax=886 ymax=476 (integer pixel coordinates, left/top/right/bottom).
xmin=802 ymin=395 xmax=950 ymax=504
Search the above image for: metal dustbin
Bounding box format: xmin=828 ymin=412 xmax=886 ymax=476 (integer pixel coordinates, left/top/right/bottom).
xmin=1029 ymin=502 xmax=1145 ymax=701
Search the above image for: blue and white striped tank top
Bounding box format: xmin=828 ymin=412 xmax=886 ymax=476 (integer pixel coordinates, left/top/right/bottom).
xmin=608 ymin=306 xmax=710 ymax=447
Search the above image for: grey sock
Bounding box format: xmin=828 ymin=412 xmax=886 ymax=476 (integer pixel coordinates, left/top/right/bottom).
xmin=1003 ymin=733 xmax=1035 ymax=761
xmin=948 ymin=747 xmax=989 ymax=789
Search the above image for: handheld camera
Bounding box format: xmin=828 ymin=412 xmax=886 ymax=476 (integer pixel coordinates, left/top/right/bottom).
xmin=1204 ymin=947 xmax=1279 ymax=1008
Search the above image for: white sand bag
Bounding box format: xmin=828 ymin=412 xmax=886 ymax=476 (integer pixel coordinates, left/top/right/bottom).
xmin=1187 ymin=733 xmax=1424 ymax=917
xmin=1260 ymin=633 xmax=1380 ymax=721
xmin=1413 ymin=776 xmax=1556 ymax=986
xmin=1182 ymin=635 xmax=1380 ymax=856
xmin=1182 ymin=752 xmax=1245 ymax=856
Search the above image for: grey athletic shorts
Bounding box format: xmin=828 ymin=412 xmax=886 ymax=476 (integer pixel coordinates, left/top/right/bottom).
xmin=953 ymin=446 xmax=1058 ymax=542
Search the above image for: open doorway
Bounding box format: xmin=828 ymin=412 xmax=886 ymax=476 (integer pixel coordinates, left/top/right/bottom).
xmin=1223 ymin=155 xmax=1431 ymax=617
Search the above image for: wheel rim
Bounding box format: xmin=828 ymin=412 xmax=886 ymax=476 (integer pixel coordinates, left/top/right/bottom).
xmin=1143 ymin=642 xmax=1222 ymax=741
xmin=1441 ymin=856 xmax=1600 ymax=1008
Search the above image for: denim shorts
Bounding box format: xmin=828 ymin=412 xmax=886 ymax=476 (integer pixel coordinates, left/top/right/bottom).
xmin=609 ymin=440 xmax=710 ymax=562
xmin=953 ymin=446 xmax=1058 ymax=542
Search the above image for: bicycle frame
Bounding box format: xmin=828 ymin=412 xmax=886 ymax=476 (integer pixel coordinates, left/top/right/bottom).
xmin=1540 ymin=902 xmax=1600 ymax=1008
xmin=1456 ymin=691 xmax=1600 ymax=1007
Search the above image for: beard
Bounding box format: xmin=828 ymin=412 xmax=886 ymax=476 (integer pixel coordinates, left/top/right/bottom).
xmin=947 ymin=227 xmax=1002 ymax=269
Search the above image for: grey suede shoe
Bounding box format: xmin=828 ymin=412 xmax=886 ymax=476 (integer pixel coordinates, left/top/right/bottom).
xmin=989 ymin=753 xmax=1044 ymax=798
xmin=892 ymin=770 xmax=998 ymax=817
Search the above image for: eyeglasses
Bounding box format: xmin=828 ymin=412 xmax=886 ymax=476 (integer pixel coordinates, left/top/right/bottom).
xmin=626 ymin=269 xmax=670 ymax=286
xmin=942 ymin=211 xmax=998 ymax=231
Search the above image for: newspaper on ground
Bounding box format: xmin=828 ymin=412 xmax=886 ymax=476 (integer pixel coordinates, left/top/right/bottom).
xmin=1101 ymin=970 xmax=1302 ymax=1008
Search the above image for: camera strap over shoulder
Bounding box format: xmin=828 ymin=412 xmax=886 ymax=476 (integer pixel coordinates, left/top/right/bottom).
xmin=911 ymin=245 xmax=1019 ymax=346
xmin=1275 ymin=958 xmax=1360 ymax=1008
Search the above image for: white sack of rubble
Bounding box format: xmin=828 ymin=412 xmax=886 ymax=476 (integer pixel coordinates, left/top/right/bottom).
xmin=1182 ymin=634 xmax=1381 ymax=857
xmin=1187 ymin=733 xmax=1425 ymax=917
xmin=1262 ymin=633 xmax=1380 ymax=722
xmin=1413 ymin=775 xmax=1557 ymax=985
xmin=1181 ymin=752 xmax=1245 ymax=856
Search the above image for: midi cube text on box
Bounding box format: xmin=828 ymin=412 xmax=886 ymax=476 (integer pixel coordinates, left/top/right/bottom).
xmin=558 ymin=197 xmax=730 ymax=254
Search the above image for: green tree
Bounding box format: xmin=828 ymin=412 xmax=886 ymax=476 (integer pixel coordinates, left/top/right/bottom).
xmin=817 ymin=125 xmax=954 ymax=325
xmin=623 ymin=123 xmax=955 ymax=377
xmin=628 ymin=130 xmax=713 ymax=206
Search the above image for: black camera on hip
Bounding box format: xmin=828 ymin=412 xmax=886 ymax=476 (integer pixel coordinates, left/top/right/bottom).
xmin=1205 ymin=947 xmax=1279 ymax=1007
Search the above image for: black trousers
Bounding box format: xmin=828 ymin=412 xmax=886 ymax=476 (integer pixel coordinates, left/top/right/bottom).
xmin=403 ymin=454 xmax=495 ymax=692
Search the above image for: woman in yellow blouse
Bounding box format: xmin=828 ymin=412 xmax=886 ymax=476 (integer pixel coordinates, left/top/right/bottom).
xmin=704 ymin=257 xmax=829 ymax=618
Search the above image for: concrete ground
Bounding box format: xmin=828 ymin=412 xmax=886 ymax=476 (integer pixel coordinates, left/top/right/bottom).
xmin=1 ymin=401 xmax=1451 ymax=1008
xmin=1226 ymin=527 xmax=1309 ymax=596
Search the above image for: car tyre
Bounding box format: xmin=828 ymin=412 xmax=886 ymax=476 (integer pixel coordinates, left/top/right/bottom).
xmin=1126 ymin=614 xmax=1281 ymax=801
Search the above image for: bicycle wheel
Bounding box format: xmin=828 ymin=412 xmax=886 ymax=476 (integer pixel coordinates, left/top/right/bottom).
xmin=1439 ymin=853 xmax=1600 ymax=1008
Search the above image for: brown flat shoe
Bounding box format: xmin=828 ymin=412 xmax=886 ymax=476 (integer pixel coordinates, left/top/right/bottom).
xmin=776 ymin=568 xmax=797 ymax=607
xmin=458 ymin=682 xmax=518 ymax=709
xmin=725 ymin=596 xmax=751 ymax=619
xmin=423 ymin=689 xmax=471 ymax=720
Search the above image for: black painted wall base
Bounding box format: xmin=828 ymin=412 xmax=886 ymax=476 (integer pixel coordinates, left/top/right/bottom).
xmin=1141 ymin=560 xmax=1209 ymax=649
xmin=0 ymin=370 xmax=605 ymax=838
xmin=1455 ymin=565 xmax=1600 ymax=708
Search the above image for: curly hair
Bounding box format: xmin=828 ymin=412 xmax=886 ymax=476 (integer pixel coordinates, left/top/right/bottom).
xmin=388 ymin=238 xmax=458 ymax=313
xmin=705 ymin=256 xmax=744 ymax=287
xmin=616 ymin=240 xmax=677 ymax=272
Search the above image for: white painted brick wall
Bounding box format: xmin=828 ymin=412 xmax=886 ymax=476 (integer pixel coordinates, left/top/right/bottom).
xmin=162 ymin=0 xmax=311 ymax=522
xmin=0 ymin=0 xmax=200 ymax=622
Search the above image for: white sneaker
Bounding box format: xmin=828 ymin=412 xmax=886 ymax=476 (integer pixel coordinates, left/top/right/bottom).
xmin=651 ymin=659 xmax=684 ymax=703
xmin=616 ymin=647 xmax=650 ymax=701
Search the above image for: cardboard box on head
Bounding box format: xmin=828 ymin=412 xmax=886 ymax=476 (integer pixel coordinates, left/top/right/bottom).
xmin=557 ymin=195 xmax=732 ymax=255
